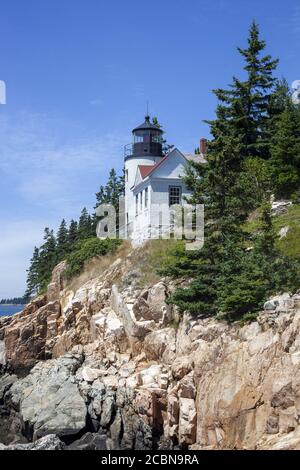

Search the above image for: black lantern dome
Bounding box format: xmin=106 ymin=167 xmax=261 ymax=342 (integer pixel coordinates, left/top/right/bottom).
xmin=131 ymin=116 xmax=163 ymax=157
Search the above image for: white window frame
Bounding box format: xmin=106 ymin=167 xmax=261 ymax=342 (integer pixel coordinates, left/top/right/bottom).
xmin=169 ymin=186 xmax=182 ymax=206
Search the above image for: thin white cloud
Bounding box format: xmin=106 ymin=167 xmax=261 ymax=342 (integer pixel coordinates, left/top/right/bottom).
xmin=291 ymin=4 xmax=300 ymax=35
xmin=0 ymin=111 xmax=127 ymax=297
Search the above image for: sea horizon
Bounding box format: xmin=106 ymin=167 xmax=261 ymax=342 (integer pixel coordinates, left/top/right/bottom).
xmin=0 ymin=304 xmax=24 ymax=317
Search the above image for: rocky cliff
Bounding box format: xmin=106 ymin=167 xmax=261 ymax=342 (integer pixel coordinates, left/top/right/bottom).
xmin=1 ymin=246 xmax=300 ymax=450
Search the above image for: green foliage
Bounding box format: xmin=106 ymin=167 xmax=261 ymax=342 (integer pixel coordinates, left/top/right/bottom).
xmin=270 ymin=100 xmax=300 ymax=198
xmin=95 ymin=169 xmax=124 ymax=212
xmin=278 ymin=225 xmax=300 ymax=259
xmin=57 ymin=219 xmax=69 ymax=258
xmin=78 ymin=208 xmax=94 ymax=240
xmin=240 ymin=157 xmax=272 ymax=203
xmin=67 ymin=220 xmax=79 ymax=247
xmin=244 ymin=204 xmax=300 ymax=260
xmin=238 ymin=311 xmax=259 ymax=325
xmin=65 ymin=238 xmax=121 ymax=279
xmin=208 ymin=21 xmax=278 ymax=162
xmin=25 ymin=229 xmax=58 ymax=298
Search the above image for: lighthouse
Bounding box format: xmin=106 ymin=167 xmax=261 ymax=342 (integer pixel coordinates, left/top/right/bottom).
xmin=124 ymin=116 xmax=164 ymax=236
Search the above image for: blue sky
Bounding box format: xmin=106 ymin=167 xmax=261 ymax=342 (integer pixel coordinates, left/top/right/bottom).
xmin=0 ymin=0 xmax=299 ymax=297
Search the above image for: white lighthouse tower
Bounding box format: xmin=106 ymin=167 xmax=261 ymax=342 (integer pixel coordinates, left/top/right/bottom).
xmin=124 ymin=116 xmax=164 ymax=238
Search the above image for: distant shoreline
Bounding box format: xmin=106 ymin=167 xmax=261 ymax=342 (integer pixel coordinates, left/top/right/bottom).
xmin=0 ymin=304 xmax=26 ymax=306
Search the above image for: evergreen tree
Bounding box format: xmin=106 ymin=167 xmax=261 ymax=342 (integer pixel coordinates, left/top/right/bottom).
xmin=56 ymin=219 xmax=69 ymax=259
xmin=162 ymin=105 xmax=246 ymax=316
xmin=95 ymin=168 xmax=125 ymax=234
xmin=38 ymin=228 xmax=57 ymax=290
xmin=25 ymin=247 xmax=41 ymax=299
xmin=216 ymin=203 xmax=300 ymax=321
xmin=267 ymin=79 xmax=291 ymax=135
xmin=95 ymin=169 xmax=125 ymax=211
xmin=270 ymin=100 xmax=300 ymax=198
xmin=216 ymin=203 xmax=275 ymax=321
xmin=78 ymin=208 xmax=93 ymax=240
xmin=210 ymin=21 xmax=278 ymax=161
xmin=216 ymin=240 xmax=267 ymax=321
xmin=25 ymin=229 xmax=57 ymax=296
xmin=68 ymin=219 xmax=78 ymax=247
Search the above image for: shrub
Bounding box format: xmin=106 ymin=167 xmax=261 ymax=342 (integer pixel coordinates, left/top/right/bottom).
xmin=65 ymin=237 xmax=121 ymax=278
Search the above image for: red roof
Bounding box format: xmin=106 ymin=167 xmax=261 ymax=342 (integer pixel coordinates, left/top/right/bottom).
xmin=138 ymin=165 xmax=155 ymax=179
xmin=138 ymin=157 xmax=167 ymax=180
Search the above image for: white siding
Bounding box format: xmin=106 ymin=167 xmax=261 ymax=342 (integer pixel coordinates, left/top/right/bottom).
xmin=128 ymin=148 xmax=195 ymax=244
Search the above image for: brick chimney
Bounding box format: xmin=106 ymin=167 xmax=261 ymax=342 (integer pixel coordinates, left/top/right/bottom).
xmin=200 ymin=138 xmax=207 ymax=155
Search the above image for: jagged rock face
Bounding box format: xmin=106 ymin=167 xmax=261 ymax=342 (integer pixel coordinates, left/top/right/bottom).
xmin=0 ymin=262 xmax=66 ymax=372
xmin=0 ymin=434 xmax=65 ymax=450
xmin=8 ymin=353 xmax=87 ymax=441
xmin=1 ymin=250 xmax=300 ymax=450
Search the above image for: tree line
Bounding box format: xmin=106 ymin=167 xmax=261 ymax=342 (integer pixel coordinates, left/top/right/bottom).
xmin=161 ymin=21 xmax=300 ymax=321
xmin=0 ymin=297 xmax=27 ymax=305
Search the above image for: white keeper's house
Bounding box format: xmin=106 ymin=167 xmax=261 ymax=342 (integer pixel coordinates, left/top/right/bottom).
xmin=124 ymin=115 xmax=206 ymax=244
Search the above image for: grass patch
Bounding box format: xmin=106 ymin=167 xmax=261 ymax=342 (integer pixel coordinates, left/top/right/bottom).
xmin=243 ymin=203 xmax=300 ymax=258
xmin=125 ymin=239 xmax=185 ymax=288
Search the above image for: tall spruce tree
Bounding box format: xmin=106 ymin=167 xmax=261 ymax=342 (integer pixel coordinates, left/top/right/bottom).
xmin=25 ymin=247 xmax=41 ymax=299
xmin=68 ymin=219 xmax=78 ymax=247
xmin=163 ymin=106 xmax=245 ymax=316
xmin=210 ymin=21 xmax=278 ymax=163
xmin=78 ymin=208 xmax=93 ymax=240
xmin=56 ymin=219 xmax=69 ymax=260
xmin=39 ymin=228 xmax=57 ymax=285
xmin=95 ymin=169 xmax=125 ymax=211
xmin=26 ymin=228 xmax=57 ymax=294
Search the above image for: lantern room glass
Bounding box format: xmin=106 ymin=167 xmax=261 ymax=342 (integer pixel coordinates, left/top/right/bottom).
xmin=133 ymin=130 xmax=163 ymax=144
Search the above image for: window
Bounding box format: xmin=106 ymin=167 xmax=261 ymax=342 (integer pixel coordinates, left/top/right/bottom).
xmin=136 ymin=195 xmax=138 ymax=216
xmin=125 ymin=169 xmax=128 ymax=182
xmin=140 ymin=192 xmax=143 ymax=210
xmin=145 ymin=187 xmax=149 ymax=208
xmin=169 ymin=186 xmax=181 ymax=206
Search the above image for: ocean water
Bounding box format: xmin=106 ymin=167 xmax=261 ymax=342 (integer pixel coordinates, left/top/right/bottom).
xmin=0 ymin=305 xmax=24 ymax=317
